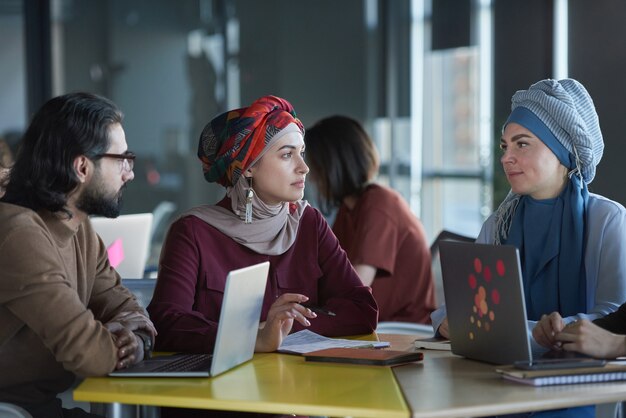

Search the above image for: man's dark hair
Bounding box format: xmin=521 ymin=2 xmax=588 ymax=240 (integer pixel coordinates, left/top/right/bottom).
xmin=1 ymin=92 xmax=123 ymax=213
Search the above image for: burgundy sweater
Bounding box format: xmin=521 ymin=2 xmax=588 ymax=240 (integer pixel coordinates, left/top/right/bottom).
xmin=148 ymin=203 xmax=378 ymax=353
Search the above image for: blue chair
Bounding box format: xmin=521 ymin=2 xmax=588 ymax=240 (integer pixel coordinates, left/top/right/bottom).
xmin=0 ymin=403 xmax=33 ymax=418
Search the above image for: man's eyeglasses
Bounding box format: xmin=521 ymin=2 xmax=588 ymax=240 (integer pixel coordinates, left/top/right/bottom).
xmin=97 ymin=152 xmax=136 ymax=173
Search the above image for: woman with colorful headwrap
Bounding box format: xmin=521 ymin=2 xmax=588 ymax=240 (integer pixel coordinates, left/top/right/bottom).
xmin=147 ymin=95 xmax=378 ymax=370
xmin=431 ymin=79 xmax=626 ymax=417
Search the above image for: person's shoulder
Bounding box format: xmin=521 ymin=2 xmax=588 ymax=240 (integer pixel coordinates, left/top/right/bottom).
xmin=0 ymin=202 xmax=45 ymax=232
xmin=176 ymin=205 xmax=220 ymax=226
xmin=171 ymin=205 xmax=237 ymax=238
xmin=359 ymin=184 xmax=406 ymax=210
xmin=301 ymin=202 xmax=323 ymax=222
xmin=481 ymin=211 xmax=498 ymax=225
xmin=166 ymin=212 xmax=211 ymax=238
xmin=299 ymin=203 xmax=330 ymax=231
xmin=362 ymin=183 xmax=400 ymax=201
xmin=587 ymin=193 xmax=626 ymax=216
xmin=0 ymin=203 xmax=50 ymax=251
xmin=475 ymin=213 xmax=497 ymax=244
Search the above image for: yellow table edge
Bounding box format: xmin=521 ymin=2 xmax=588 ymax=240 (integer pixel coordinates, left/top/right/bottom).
xmin=74 ymin=351 xmax=410 ymax=418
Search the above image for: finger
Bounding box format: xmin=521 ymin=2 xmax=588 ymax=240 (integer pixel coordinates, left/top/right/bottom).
xmin=105 ymin=321 xmax=125 ymax=333
xmin=132 ymin=313 xmax=156 ymax=329
xmin=116 ymin=328 xmax=134 ymax=342
xmin=111 ymin=311 xmax=132 ymax=320
xmin=542 ymin=320 xmax=559 ymax=345
xmin=550 ymin=314 xmax=565 ymax=334
xmin=275 ymin=293 xmax=309 ymax=305
xmin=262 ymin=315 xmax=296 ymax=343
xmin=559 ymin=341 xmax=582 ymax=354
xmin=269 ymin=296 xmax=317 ymax=320
xmin=113 ymin=328 xmax=137 ymax=347
xmin=539 ymin=329 xmax=557 ymax=349
xmin=438 ymin=318 xmax=450 ymax=338
xmin=117 ymin=338 xmax=139 ymax=359
xmin=113 ymin=312 xmax=156 ymax=330
xmin=142 ymin=319 xmax=157 ymax=335
xmin=282 ymin=307 xmax=311 ymax=327
xmin=124 ymin=353 xmax=137 ymax=366
xmin=123 ymin=320 xmax=158 ymax=335
xmin=533 ymin=323 xmax=552 ymax=348
xmin=115 ymin=336 xmax=136 ymax=351
xmin=112 ymin=334 xmax=129 ymax=348
xmin=116 ymin=352 xmax=137 ymax=369
xmin=539 ymin=316 xmax=556 ymax=340
xmin=276 ymin=308 xmax=311 ymax=327
xmin=554 ymin=330 xmax=578 ymax=343
xmin=292 ymin=303 xmax=317 ymax=319
xmin=439 ymin=327 xmax=449 ymax=339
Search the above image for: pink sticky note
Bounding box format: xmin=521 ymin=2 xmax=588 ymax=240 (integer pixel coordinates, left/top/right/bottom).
xmin=107 ymin=238 xmax=125 ymax=268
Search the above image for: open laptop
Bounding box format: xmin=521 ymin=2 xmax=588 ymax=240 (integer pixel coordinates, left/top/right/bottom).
xmin=90 ymin=213 xmax=153 ymax=278
xmin=109 ymin=261 xmax=270 ymax=377
xmin=439 ymin=241 xmax=535 ymax=365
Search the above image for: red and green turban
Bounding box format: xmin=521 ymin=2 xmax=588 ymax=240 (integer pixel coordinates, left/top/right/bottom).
xmin=197 ymin=95 xmax=304 ymax=187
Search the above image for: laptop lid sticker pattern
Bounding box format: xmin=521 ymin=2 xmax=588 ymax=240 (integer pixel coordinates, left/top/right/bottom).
xmin=467 ymin=255 xmax=504 ymax=341
xmin=441 ymin=242 xmax=533 ymax=365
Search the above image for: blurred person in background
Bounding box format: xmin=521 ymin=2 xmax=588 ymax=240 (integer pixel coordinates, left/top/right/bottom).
xmin=305 ymin=115 xmax=435 ymax=324
xmin=0 ymin=136 xmax=14 ymax=197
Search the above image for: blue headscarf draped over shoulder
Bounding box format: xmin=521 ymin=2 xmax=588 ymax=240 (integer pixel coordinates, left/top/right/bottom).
xmin=494 ymin=79 xmax=604 ymax=320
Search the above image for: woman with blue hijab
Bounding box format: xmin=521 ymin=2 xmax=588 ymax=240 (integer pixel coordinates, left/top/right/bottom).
xmin=495 ymin=78 xmax=610 ymax=326
xmin=432 ymin=79 xmax=626 ymax=417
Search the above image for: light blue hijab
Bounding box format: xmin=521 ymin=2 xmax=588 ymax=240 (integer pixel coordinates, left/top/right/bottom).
xmin=494 ymin=79 xmax=604 ymax=320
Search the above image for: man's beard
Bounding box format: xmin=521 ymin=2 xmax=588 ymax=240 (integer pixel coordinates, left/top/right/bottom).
xmin=76 ymin=181 xmax=126 ymax=218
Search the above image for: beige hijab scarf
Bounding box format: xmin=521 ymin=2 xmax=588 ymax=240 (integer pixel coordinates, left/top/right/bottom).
xmin=187 ymin=96 xmax=306 ymax=255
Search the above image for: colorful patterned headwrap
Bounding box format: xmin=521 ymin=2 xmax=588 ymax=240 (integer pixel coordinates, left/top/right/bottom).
xmin=198 ymin=95 xmax=305 ymax=187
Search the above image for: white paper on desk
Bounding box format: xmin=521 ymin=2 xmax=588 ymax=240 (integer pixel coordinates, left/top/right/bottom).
xmin=278 ymin=329 xmax=390 ymax=354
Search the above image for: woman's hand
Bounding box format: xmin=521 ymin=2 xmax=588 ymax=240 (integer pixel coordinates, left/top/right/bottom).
xmin=555 ymin=319 xmax=626 ymax=359
xmin=255 ymin=293 xmax=317 ymax=353
xmin=438 ymin=317 xmax=450 ymax=338
xmin=532 ymin=312 xmax=565 ymax=349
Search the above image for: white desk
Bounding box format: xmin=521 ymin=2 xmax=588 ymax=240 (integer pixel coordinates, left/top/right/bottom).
xmin=387 ymin=335 xmax=626 ymax=418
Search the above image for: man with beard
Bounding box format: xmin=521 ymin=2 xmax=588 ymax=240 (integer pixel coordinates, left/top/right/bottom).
xmin=0 ymin=92 xmax=156 ymax=418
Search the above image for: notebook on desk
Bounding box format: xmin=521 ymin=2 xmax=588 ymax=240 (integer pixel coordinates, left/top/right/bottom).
xmin=109 ymin=261 xmax=269 ymax=377
xmin=439 ymin=241 xmax=539 ymax=365
xmin=90 ymin=213 xmax=153 ymax=278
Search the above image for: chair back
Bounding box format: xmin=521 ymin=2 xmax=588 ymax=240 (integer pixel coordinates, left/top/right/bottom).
xmin=0 ymin=403 xmax=33 ymax=418
xmin=430 ymin=230 xmax=475 ymax=306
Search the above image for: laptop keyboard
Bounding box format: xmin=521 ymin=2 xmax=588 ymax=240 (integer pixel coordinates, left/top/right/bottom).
xmin=152 ymin=354 xmax=213 ymax=373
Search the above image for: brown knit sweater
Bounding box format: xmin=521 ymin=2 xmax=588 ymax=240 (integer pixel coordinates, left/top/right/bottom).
xmin=0 ymin=202 xmax=144 ymax=404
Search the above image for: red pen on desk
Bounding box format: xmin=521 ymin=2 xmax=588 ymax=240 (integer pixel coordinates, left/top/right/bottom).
xmin=301 ymin=303 xmax=336 ymax=317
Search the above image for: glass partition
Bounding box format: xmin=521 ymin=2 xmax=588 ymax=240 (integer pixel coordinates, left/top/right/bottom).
xmin=5 ymin=0 xmax=493 ymax=264
xmin=0 ymin=0 xmax=26 ymax=158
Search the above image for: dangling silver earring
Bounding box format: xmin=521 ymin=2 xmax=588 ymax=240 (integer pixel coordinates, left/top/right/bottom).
xmin=245 ymin=177 xmax=254 ymax=224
